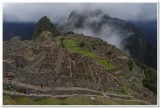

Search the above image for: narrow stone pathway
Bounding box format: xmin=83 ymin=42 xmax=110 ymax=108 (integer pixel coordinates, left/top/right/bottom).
xmin=4 ymin=79 xmax=151 ymax=104
xmin=3 ymin=90 xmax=98 ymax=98
xmin=3 ymin=90 xmax=150 ymax=105
xmin=4 ymin=79 xmax=134 ymax=100
xmin=4 ymin=80 xmax=52 ymax=92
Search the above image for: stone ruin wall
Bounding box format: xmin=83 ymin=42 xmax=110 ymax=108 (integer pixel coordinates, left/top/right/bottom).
xmin=3 ymin=38 xmax=128 ymax=93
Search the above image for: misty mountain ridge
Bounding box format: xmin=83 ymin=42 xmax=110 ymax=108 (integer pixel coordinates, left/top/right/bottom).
xmin=131 ymin=20 xmax=157 ymax=46
xmin=59 ymin=9 xmax=157 ymax=69
xmin=3 ymin=9 xmax=157 ymax=69
xmin=59 ymin=9 xmax=143 ymax=53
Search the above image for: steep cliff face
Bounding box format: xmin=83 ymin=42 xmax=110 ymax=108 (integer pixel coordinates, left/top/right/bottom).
xmin=59 ymin=10 xmax=157 ymax=69
xmin=32 ymin=16 xmax=60 ymax=40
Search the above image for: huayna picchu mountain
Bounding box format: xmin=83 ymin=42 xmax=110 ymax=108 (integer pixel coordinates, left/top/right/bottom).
xmin=32 ymin=16 xmax=60 ymax=40
xmin=3 ymin=16 xmax=157 ymax=105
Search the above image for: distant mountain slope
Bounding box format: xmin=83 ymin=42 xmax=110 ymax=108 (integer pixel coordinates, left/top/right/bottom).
xmin=3 ymin=22 xmax=35 ymax=41
xmin=131 ymin=20 xmax=157 ymax=46
xmin=59 ymin=10 xmax=157 ymax=69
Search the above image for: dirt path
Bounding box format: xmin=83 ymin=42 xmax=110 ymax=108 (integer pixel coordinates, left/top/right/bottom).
xmin=4 ymin=79 xmax=151 ymax=104
xmin=4 ymin=79 xmax=133 ymax=100
xmin=3 ymin=90 xmax=150 ymax=105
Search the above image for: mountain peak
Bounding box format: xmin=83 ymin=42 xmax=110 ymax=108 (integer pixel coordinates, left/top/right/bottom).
xmin=39 ymin=16 xmax=51 ymax=23
xmin=61 ymin=9 xmax=156 ymax=69
xmin=32 ymin=16 xmax=60 ymax=40
xmin=68 ymin=9 xmax=104 ymax=20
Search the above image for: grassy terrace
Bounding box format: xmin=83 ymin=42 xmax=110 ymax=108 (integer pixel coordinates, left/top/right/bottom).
xmin=63 ymin=38 xmax=97 ymax=58
xmin=3 ymin=95 xmax=16 ymax=105
xmin=97 ymin=59 xmax=115 ymax=70
xmin=56 ymin=36 xmax=145 ymax=97
xmin=3 ymin=95 xmax=147 ymax=105
xmin=56 ymin=36 xmax=115 ymax=70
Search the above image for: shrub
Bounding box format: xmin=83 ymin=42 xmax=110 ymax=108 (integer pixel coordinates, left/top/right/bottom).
xmin=106 ymin=51 xmax=112 ymax=55
xmin=60 ymin=37 xmax=65 ymax=43
xmin=79 ymin=41 xmax=85 ymax=47
xmin=65 ymin=31 xmax=74 ymax=34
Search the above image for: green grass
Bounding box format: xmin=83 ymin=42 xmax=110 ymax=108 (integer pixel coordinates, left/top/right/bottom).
xmin=117 ymin=79 xmax=140 ymax=97
xmin=96 ymin=96 xmax=119 ymax=105
xmin=87 ymin=64 xmax=97 ymax=82
xmin=117 ymin=72 xmax=127 ymax=79
xmin=104 ymin=88 xmax=127 ymax=95
xmin=63 ymin=95 xmax=97 ymax=105
xmin=57 ymin=37 xmax=116 ymax=71
xmin=3 ymin=95 xmax=17 ymax=105
xmin=13 ymin=97 xmax=37 ymax=105
xmin=36 ymin=97 xmax=63 ymax=105
xmin=114 ymin=100 xmax=146 ymax=105
xmin=97 ymin=59 xmax=116 ymax=70
xmin=63 ymin=39 xmax=97 ymax=58
xmin=130 ymin=62 xmax=138 ymax=77
xmin=55 ymin=36 xmax=61 ymax=43
xmin=3 ymin=95 xmax=147 ymax=105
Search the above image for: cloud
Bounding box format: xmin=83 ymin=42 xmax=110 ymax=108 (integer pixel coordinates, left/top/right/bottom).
xmin=3 ymin=3 xmax=157 ymax=23
xmin=59 ymin=9 xmax=140 ymax=55
xmin=69 ymin=21 xmax=133 ymax=54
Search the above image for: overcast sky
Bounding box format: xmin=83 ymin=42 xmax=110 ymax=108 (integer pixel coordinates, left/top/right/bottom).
xmin=3 ymin=3 xmax=157 ymax=23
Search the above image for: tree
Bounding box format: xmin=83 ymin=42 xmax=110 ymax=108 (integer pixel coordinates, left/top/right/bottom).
xmin=60 ymin=37 xmax=65 ymax=43
xmin=60 ymin=37 xmax=65 ymax=47
xmin=79 ymin=41 xmax=85 ymax=47
xmin=107 ymin=51 xmax=112 ymax=55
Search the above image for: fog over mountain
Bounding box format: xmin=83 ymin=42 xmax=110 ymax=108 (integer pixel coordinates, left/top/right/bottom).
xmin=59 ymin=9 xmax=134 ymax=54
xmin=3 ymin=3 xmax=157 ymax=68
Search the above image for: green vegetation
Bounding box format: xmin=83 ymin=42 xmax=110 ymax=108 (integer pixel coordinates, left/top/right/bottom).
xmin=32 ymin=16 xmax=60 ymax=40
xmin=114 ymin=100 xmax=146 ymax=105
xmin=143 ymin=68 xmax=157 ymax=94
xmin=79 ymin=41 xmax=85 ymax=47
xmin=60 ymin=37 xmax=65 ymax=43
xmin=56 ymin=36 xmax=116 ymax=71
xmin=134 ymin=59 xmax=157 ymax=94
xmin=3 ymin=95 xmax=16 ymax=105
xmin=36 ymin=97 xmax=63 ymax=105
xmin=65 ymin=31 xmax=74 ymax=34
xmin=106 ymin=51 xmax=112 ymax=55
xmin=13 ymin=97 xmax=37 ymax=105
xmin=117 ymin=79 xmax=141 ymax=97
xmin=63 ymin=38 xmax=97 ymax=58
xmin=60 ymin=37 xmax=65 ymax=47
xmin=130 ymin=61 xmax=138 ymax=77
xmin=116 ymin=72 xmax=126 ymax=79
xmin=95 ymin=97 xmax=119 ymax=105
xmin=3 ymin=95 xmax=147 ymax=105
xmin=87 ymin=64 xmax=97 ymax=82
xmin=104 ymin=88 xmax=127 ymax=95
xmin=97 ymin=59 xmax=115 ymax=70
xmin=63 ymin=95 xmax=97 ymax=105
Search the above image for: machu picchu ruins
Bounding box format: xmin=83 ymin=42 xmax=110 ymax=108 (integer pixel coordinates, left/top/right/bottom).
xmin=3 ymin=16 xmax=157 ymax=105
